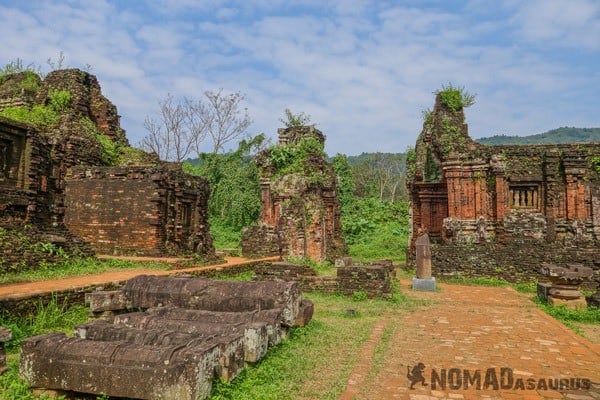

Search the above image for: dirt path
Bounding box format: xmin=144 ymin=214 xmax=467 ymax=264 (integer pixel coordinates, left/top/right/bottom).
xmin=341 ymin=280 xmax=600 ymax=400
xmin=0 ymin=256 xmax=278 ymax=300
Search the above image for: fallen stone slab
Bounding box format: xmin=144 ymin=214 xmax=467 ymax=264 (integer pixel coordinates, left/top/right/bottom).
xmin=114 ymin=312 xmax=269 ymax=363
xmin=75 ymin=320 xmax=245 ymax=381
xmin=20 ymin=332 xmax=216 ymax=400
xmin=121 ymin=275 xmax=302 ymax=326
xmin=146 ymin=307 xmax=286 ymax=346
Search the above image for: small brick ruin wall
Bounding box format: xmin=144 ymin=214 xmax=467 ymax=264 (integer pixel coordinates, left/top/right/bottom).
xmin=431 ymin=242 xmax=599 ymax=288
xmin=254 ymin=261 xmax=394 ymax=298
xmin=65 ymin=165 xmax=213 ymax=257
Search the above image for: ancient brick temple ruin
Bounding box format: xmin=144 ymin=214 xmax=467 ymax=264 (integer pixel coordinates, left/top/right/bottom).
xmin=241 ymin=126 xmax=347 ymax=262
xmin=407 ymin=93 xmax=600 ymax=282
xmin=0 ymin=69 xmax=213 ymax=265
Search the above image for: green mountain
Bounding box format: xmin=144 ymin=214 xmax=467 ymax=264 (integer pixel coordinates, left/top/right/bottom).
xmin=476 ymin=127 xmax=600 ymax=145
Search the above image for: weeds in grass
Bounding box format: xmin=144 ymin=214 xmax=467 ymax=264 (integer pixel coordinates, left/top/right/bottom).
xmin=0 ymin=297 xmax=89 ymax=398
xmin=0 ymin=295 xmax=88 ymax=351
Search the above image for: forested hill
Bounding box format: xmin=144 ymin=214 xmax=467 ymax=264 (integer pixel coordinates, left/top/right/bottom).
xmin=476 ymin=127 xmax=600 ymax=145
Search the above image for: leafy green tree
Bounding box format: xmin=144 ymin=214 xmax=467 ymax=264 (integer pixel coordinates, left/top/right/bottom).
xmin=331 ymin=153 xmax=355 ymax=209
xmin=184 ymin=134 xmax=265 ymax=235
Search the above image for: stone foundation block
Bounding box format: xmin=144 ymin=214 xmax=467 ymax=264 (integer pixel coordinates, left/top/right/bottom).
xmin=0 ymin=326 xmax=11 ymax=375
xmin=294 ymin=299 xmax=314 ymax=327
xmin=412 ymin=277 xmax=436 ymax=292
xmin=85 ymin=290 xmax=127 ymax=313
xmin=548 ymin=296 xmax=588 ymax=310
xmin=75 ymin=320 xmax=245 ymax=381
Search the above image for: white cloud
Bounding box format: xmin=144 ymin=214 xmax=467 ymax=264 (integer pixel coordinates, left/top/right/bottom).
xmin=0 ymin=0 xmax=597 ymax=155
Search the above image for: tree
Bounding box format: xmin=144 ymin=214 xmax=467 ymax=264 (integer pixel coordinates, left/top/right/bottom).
xmin=140 ymin=89 xmax=252 ymax=161
xmin=331 ymin=153 xmax=355 ymax=209
xmin=140 ymin=94 xmax=208 ymax=162
xmin=184 ymin=134 xmax=265 ymax=230
xmin=279 ymin=108 xmax=312 ymax=128
xmin=204 ymin=89 xmax=252 ymax=154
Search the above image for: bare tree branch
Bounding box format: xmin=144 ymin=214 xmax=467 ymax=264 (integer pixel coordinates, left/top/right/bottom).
xmin=139 ymin=90 xmax=252 ymax=160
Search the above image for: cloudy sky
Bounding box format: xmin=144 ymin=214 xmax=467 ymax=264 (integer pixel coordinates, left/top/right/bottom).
xmin=1 ymin=0 xmax=598 ymax=155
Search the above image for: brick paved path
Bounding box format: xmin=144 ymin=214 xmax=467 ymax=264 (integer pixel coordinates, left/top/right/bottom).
xmin=341 ymin=281 xmax=600 ymax=400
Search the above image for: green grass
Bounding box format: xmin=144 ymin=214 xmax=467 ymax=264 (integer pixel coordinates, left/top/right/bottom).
xmin=438 ymin=275 xmax=537 ymax=293
xmin=534 ymin=299 xmax=600 ymax=325
xmin=212 ymin=290 xmax=421 ymax=399
xmin=0 ymin=257 xmax=171 ymax=285
xmin=0 ymin=297 xmax=90 ymax=399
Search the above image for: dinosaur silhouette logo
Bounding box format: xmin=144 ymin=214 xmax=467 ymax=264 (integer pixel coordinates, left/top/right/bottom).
xmin=407 ymin=362 xmax=428 ymax=389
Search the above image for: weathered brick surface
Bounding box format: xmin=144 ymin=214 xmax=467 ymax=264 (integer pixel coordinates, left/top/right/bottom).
xmin=254 ymin=262 xmax=394 ymax=298
xmin=1 ymin=69 xmax=214 ymax=268
xmin=408 ymin=93 xmax=600 ymax=280
xmin=64 ymin=164 xmax=214 ymax=257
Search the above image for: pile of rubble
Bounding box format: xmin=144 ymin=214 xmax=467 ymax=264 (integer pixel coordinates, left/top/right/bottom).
xmin=20 ymin=275 xmax=313 ymax=400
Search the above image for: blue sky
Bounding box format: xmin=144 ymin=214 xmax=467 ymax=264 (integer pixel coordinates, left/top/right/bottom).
xmin=1 ymin=0 xmax=598 ymax=155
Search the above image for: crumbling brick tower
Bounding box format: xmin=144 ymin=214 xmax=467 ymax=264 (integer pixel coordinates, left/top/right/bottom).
xmin=407 ymin=92 xmax=600 ymax=282
xmin=241 ymin=126 xmax=347 ymax=262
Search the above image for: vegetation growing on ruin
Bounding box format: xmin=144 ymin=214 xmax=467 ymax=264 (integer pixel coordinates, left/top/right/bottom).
xmin=278 ymin=108 xmax=312 ymax=128
xmin=593 ymin=155 xmax=600 ymax=175
xmin=436 ymin=83 xmax=476 ymax=112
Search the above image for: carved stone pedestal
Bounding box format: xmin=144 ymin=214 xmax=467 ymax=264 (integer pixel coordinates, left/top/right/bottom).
xmin=540 ymin=263 xmax=594 ymax=310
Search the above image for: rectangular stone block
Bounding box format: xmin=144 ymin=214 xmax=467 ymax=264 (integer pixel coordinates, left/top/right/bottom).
xmin=113 ymin=312 xmax=269 ymax=363
xmin=75 ymin=320 xmax=245 ymax=381
xmin=121 ymin=275 xmax=302 ymax=326
xmin=20 ymin=332 xmax=215 ymax=400
xmin=412 ymin=277 xmax=436 ymax=292
xmin=0 ymin=326 xmax=11 ymax=375
xmin=294 ymin=299 xmax=314 ymax=327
